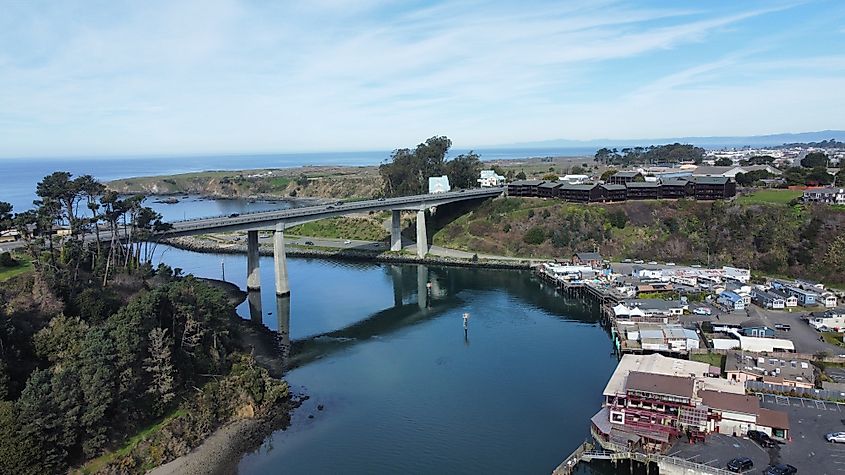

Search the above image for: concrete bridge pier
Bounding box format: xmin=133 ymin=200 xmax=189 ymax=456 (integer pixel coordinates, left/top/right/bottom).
xmin=417 ymin=264 xmax=429 ymax=309
xmin=247 ymin=290 xmax=263 ymax=323
xmin=390 ymin=265 xmax=403 ymax=306
xmin=390 ymin=210 xmax=402 ymax=252
xmin=276 ymin=295 xmax=291 ymax=361
xmin=274 ymin=223 xmax=290 ymax=296
xmin=247 ymin=230 xmax=261 ymax=291
xmin=416 ymin=209 xmax=428 ymax=258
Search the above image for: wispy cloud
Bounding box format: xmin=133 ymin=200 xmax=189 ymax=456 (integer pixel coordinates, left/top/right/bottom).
xmin=0 ymin=0 xmax=841 ymax=157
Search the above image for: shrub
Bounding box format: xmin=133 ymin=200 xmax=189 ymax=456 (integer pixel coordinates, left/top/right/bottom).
xmin=0 ymin=252 xmax=17 ymax=268
xmin=523 ymin=227 xmax=546 ymax=245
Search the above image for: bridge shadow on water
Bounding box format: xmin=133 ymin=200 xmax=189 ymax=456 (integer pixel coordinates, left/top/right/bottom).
xmin=242 ymin=262 xmax=603 ymax=376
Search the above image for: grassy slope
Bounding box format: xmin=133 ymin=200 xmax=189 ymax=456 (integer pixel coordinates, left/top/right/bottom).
xmin=76 ymin=409 xmax=187 ymax=474
xmin=0 ymin=256 xmax=32 ymax=281
xmin=736 ymin=189 xmax=802 ymax=205
xmin=287 ymin=215 xmax=389 ymax=241
xmin=432 ymin=196 xmax=845 ymax=285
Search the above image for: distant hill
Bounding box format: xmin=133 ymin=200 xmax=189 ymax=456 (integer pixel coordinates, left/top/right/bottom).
xmin=494 ymin=130 xmax=845 ymax=150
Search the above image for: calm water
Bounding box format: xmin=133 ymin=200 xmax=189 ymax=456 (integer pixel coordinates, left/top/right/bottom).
xmin=151 ymin=245 xmax=619 ymax=474
xmin=0 ymin=147 xmax=594 ymax=211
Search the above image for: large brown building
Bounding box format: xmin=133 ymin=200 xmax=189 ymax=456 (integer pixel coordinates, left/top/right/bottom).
xmin=691 ymin=176 xmax=737 ymax=200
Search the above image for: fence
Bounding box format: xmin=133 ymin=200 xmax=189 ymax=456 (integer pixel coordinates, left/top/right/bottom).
xmin=748 ymin=380 xmax=845 ymax=401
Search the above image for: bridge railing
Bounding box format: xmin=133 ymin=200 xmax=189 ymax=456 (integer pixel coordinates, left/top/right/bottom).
xmin=163 ymin=187 xmax=504 ymax=228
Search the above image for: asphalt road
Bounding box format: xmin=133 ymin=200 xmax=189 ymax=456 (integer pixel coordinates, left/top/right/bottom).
xmin=748 ymin=306 xmax=844 ymax=355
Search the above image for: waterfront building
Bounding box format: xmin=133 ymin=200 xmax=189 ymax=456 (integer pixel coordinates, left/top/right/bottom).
xmin=572 ymin=252 xmax=603 ymax=268
xmin=724 ymin=351 xmax=814 ymax=389
xmin=592 ymin=354 xmax=790 ymax=453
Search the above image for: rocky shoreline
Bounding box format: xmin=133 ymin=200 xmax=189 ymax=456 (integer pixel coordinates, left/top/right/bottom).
xmin=163 ymin=235 xmax=536 ymax=270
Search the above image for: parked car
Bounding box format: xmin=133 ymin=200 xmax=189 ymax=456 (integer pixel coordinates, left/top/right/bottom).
xmin=827 ymin=431 xmax=845 ymax=443
xmin=623 ymin=258 xmax=632 ymax=263
xmin=304 ymin=241 xmax=314 ymax=246
xmin=378 ymin=197 xmax=386 ymax=201
xmin=726 ymin=456 xmax=753 ymax=473
xmin=228 ymin=213 xmax=240 ymax=218
xmin=634 ymin=259 xmax=644 ymax=264
xmin=748 ymin=430 xmax=777 ymax=448
xmin=774 ymin=324 xmax=791 ymax=332
xmin=693 ymin=307 xmax=712 ymax=316
xmin=763 ymin=464 xmax=796 ymax=475
xmin=666 ymin=262 xmax=676 ymax=266
xmin=335 ymin=201 xmax=344 ymax=205
xmin=647 ymin=261 xmax=658 ymax=265
xmin=343 ymin=240 xmax=352 ymax=245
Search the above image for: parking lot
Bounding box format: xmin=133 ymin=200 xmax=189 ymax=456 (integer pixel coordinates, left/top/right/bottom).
xmin=758 ymin=394 xmax=845 ymax=474
xmin=748 ymin=306 xmax=843 ymax=355
xmin=668 ymin=433 xmax=772 ymax=473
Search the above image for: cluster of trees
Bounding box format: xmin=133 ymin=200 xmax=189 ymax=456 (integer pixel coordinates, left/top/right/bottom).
xmin=0 ymin=173 xmax=289 ymax=473
xmin=0 ymin=271 xmax=244 ymax=473
xmin=379 ymin=136 xmax=482 ymax=196
xmin=0 ymin=172 xmax=171 ymax=300
xmin=779 ymin=139 xmax=845 ymax=149
xmin=594 ymin=143 xmax=705 ymax=166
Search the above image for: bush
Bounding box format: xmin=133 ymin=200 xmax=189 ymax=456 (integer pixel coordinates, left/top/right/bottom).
xmin=0 ymin=252 xmax=17 ymax=268
xmin=523 ymin=227 xmax=546 ymax=245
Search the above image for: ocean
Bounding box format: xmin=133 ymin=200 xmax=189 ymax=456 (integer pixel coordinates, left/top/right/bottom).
xmin=0 ymin=147 xmax=595 ymax=212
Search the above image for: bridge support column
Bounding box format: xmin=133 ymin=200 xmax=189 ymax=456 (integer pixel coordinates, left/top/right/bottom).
xmin=273 ymin=223 xmax=290 ymax=296
xmin=247 ymin=290 xmax=263 ymax=323
xmin=247 ymin=230 xmax=261 ymax=291
xmin=417 ymin=265 xmax=429 ymax=309
xmin=390 ymin=210 xmax=402 ymax=252
xmin=416 ymin=209 xmax=428 ymax=258
xmin=276 ymin=295 xmax=291 ymax=362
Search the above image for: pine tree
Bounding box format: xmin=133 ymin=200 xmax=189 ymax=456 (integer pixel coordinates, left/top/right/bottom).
xmin=144 ymin=327 xmax=175 ymax=414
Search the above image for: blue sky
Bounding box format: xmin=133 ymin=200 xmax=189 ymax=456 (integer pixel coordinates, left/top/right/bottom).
xmin=1 ymin=0 xmax=844 ymax=157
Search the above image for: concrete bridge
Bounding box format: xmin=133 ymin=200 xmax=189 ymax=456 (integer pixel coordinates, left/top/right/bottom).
xmin=159 ymin=187 xmax=503 ymax=296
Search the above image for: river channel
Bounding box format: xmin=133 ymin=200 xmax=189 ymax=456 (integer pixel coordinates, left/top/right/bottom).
xmin=152 ymin=245 xmax=620 ymax=474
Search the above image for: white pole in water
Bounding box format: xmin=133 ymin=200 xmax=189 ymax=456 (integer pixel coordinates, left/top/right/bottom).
xmin=463 ymin=312 xmax=470 ymax=333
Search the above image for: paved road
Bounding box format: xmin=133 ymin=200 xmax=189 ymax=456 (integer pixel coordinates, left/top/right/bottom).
xmin=748 ymin=306 xmax=844 ymax=355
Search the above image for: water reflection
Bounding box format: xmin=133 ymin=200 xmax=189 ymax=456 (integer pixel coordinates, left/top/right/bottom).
xmin=247 ymin=290 xmax=263 ymax=323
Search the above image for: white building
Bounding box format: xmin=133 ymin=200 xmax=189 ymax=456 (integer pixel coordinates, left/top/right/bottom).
xmin=428 ymin=175 xmax=451 ymax=194
xmin=477 ymin=170 xmax=505 ymax=187
xmin=803 ymin=187 xmax=845 ymax=205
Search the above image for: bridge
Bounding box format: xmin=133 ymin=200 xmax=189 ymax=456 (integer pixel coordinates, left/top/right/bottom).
xmin=160 ymin=187 xmax=503 ymax=296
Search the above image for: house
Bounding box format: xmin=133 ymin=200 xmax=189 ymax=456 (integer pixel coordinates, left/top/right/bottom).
xmin=659 ymin=178 xmax=693 ymax=198
xmin=724 ymin=351 xmax=815 ymax=390
xmin=738 ymin=319 xmax=775 ymax=338
xmin=803 ymin=187 xmax=845 ymax=205
xmin=751 ymin=289 xmax=786 ymax=309
xmin=506 ymin=179 xmax=545 ymax=197
xmin=700 ymin=390 xmax=790 ymax=440
xmin=537 ymin=181 xmax=562 ymax=198
xmin=559 ymin=183 xmax=602 ymax=203
xmin=718 ymin=291 xmax=745 ymax=311
xmin=808 ymin=309 xmax=845 ymax=331
xmin=477 ymin=169 xmax=505 ymax=187
xmin=428 ymin=175 xmax=451 ymax=194
xmin=770 ymin=288 xmax=798 ymax=308
xmin=573 ymin=252 xmax=603 ymax=268
xmin=823 ymin=293 xmax=838 ymax=308
xmin=625 ymin=182 xmax=661 ymax=200
xmin=632 ymin=266 xmax=663 ymax=280
xmin=785 ymin=286 xmax=819 ymax=307
xmin=608 ymin=171 xmax=643 ymax=185
xmin=620 ymin=299 xmax=686 ymax=317
xmin=619 ymin=324 xmax=699 ymax=353
xmin=691 ymin=176 xmax=737 ymax=200
xmin=600 ymin=184 xmax=627 ymax=202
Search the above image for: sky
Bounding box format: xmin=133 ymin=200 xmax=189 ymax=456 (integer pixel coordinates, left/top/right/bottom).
xmin=1 ymin=0 xmax=845 ymax=157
